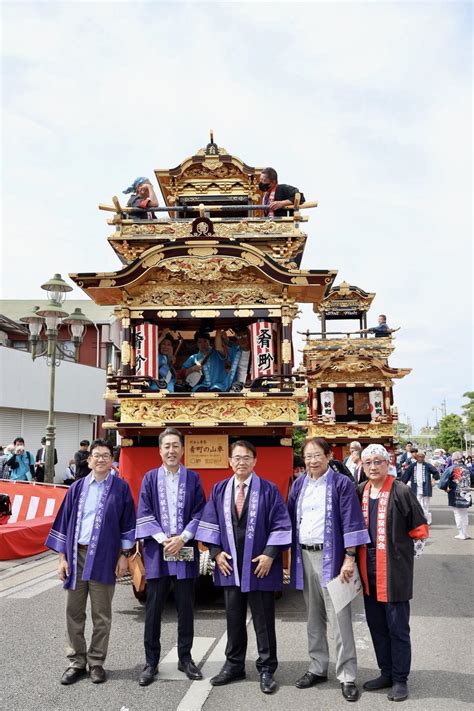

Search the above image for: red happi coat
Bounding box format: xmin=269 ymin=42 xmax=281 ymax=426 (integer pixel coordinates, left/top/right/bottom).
xmin=357 ymin=477 xmax=428 ymax=602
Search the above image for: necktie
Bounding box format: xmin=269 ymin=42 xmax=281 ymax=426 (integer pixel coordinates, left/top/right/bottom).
xmin=235 ymin=483 xmax=246 ymax=518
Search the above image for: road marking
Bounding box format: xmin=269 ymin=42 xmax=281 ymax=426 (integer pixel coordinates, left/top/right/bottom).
xmin=12 ymin=576 xmax=61 ymax=598
xmin=0 ymin=556 xmax=57 ymax=593
xmin=176 ymin=615 xmax=251 ymax=711
xmin=0 ymin=552 xmax=55 ymax=581
xmin=159 ymin=637 xmax=215 ymax=680
xmin=0 ymin=570 xmax=58 ymax=598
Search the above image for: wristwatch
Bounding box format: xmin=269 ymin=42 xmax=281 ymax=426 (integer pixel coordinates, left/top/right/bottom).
xmin=120 ymin=549 xmax=133 ymax=558
xmin=345 ymin=550 xmax=356 ymax=558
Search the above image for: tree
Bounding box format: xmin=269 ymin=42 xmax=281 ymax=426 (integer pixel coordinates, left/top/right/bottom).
xmin=461 ymin=391 xmax=474 ymax=433
xmin=293 ymin=402 xmax=308 ymax=454
xmin=396 ymin=421 xmax=412 ymax=447
xmin=437 ymin=413 xmax=464 ymax=452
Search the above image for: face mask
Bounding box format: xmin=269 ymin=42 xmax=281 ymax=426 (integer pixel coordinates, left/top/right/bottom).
xmin=259 ymin=181 xmax=271 ymax=192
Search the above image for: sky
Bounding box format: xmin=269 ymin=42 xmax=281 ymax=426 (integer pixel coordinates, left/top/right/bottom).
xmin=1 ymin=0 xmax=472 ymax=431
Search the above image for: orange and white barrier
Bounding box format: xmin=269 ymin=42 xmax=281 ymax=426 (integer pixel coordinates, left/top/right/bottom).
xmin=0 ymin=481 xmax=67 ymax=560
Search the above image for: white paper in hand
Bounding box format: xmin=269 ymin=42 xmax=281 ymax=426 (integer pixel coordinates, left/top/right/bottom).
xmin=326 ymin=563 xmax=362 ymax=615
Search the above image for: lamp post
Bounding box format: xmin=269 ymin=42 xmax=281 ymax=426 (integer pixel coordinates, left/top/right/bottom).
xmin=20 ymin=274 xmax=91 ymax=484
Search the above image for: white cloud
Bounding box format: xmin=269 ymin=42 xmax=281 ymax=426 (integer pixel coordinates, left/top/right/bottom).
xmin=1 ymin=0 xmax=471 ymax=430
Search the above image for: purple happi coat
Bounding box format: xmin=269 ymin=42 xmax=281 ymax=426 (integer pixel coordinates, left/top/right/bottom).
xmin=196 ymin=474 xmax=292 ymax=593
xmin=136 ymin=466 xmax=205 ymax=580
xmin=288 ymin=468 xmax=370 ymax=590
xmin=45 ymin=474 xmax=136 ymax=590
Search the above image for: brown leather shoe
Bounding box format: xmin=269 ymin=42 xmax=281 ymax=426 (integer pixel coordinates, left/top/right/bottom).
xmin=60 ymin=667 xmax=87 ymax=685
xmin=89 ymin=666 xmax=106 ymax=684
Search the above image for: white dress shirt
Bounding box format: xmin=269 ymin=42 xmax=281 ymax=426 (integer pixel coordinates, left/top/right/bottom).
xmin=153 ymin=467 xmax=193 ymax=545
xmin=299 ymin=471 xmax=328 ymax=545
xmin=78 ymin=473 xmax=132 ymax=549
xmin=415 ymin=463 xmax=424 ymax=494
xmin=233 ymin=473 xmax=253 ymax=504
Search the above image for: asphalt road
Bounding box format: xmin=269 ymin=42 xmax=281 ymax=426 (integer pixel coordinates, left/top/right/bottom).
xmin=1 ymin=488 xmax=472 ymax=711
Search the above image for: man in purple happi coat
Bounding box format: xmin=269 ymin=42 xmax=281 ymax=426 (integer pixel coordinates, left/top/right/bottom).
xmin=196 ymin=439 xmax=292 ymax=695
xmin=135 ymin=427 xmax=206 ymax=686
xmin=46 ymin=439 xmax=136 ymax=686
xmin=288 ymin=437 xmax=370 ymax=702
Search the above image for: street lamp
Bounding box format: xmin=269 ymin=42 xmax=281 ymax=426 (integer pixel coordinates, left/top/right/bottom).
xmin=20 ymin=274 xmax=91 ymax=484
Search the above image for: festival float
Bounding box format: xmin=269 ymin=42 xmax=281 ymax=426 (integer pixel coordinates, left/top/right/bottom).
xmin=70 ymin=133 xmax=410 ymax=501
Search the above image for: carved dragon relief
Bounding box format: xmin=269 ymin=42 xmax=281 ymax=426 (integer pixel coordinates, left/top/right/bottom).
xmin=120 ymin=398 xmax=298 ymax=425
xmin=124 ymin=283 xmax=281 ymax=307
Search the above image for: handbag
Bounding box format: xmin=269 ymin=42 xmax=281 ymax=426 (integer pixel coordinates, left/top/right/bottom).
xmin=128 ymin=543 xmax=146 ymax=592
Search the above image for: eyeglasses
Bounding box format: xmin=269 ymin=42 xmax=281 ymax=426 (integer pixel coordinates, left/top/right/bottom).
xmin=91 ymin=454 xmax=112 ymax=461
xmin=231 ymin=456 xmax=254 ymax=463
xmin=362 ymin=459 xmax=386 ymax=467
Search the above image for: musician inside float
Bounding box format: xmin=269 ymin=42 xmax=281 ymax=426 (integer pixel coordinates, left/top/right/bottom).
xmin=158 ymin=331 xmax=178 ymax=393
xmin=181 ymin=330 xmax=228 ymax=392
xmin=224 ymin=325 xmax=252 ymax=392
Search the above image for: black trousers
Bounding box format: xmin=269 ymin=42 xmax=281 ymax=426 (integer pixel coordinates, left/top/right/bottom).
xmin=364 ymin=550 xmax=411 ymax=683
xmin=144 ymin=576 xmax=195 ymax=667
xmin=223 ymin=586 xmax=277 ymax=675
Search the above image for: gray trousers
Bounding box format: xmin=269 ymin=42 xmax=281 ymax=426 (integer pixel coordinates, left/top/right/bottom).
xmin=302 ymin=549 xmax=357 ymax=682
xmin=65 ymin=547 xmax=115 ymax=669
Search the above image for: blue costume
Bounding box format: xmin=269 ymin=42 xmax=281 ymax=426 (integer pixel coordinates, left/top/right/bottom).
xmin=182 ymin=348 xmax=227 ymax=392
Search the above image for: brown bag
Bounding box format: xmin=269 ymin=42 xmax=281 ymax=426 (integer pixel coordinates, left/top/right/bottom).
xmin=128 ymin=544 xmax=146 ymax=592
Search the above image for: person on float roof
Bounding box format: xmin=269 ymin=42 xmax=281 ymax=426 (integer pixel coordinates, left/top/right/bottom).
xmin=123 ymin=176 xmax=158 ymax=219
xmin=258 ymin=167 xmax=305 ymax=217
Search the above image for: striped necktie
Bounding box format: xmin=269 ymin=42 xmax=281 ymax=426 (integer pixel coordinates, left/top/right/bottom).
xmin=235 ymin=482 xmax=246 ymax=518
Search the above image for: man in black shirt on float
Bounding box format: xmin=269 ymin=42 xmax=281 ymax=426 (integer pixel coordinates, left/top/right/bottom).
xmin=258 ymin=167 xmax=305 ymax=217
xmin=74 ymin=440 xmax=91 ymax=479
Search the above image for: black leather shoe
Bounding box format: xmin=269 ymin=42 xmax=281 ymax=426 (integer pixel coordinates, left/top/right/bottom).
xmin=341 ymin=682 xmax=360 ymax=702
xmin=363 ymin=675 xmax=393 ymax=691
xmin=295 ymin=671 xmax=328 ymax=688
xmin=387 ymin=682 xmax=408 ymax=702
xmin=178 ymin=659 xmax=203 ymax=680
xmin=210 ymin=669 xmax=246 ymax=686
xmin=260 ymin=672 xmax=277 ymax=694
xmin=60 ymin=667 xmax=87 ymax=685
xmin=139 ymin=664 xmax=158 ymax=686
xmin=89 ymin=666 xmax=106 ymax=684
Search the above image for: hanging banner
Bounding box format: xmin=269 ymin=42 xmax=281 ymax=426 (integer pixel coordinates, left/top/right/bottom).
xmin=135 ymin=323 xmax=159 ymax=378
xmin=369 ymin=390 xmax=384 ymax=420
xmin=320 ymin=390 xmax=336 ymax=420
xmin=250 ymin=321 xmax=275 ymax=379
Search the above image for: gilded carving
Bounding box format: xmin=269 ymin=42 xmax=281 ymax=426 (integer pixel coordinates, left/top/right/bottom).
xmin=291 ymin=276 xmax=309 ymax=285
xmin=126 ymin=284 xmax=277 ymax=307
xmin=281 ymin=339 xmax=292 ymax=363
xmin=190 ymin=310 xmax=221 ymax=318
xmin=99 ymin=278 xmax=116 ymax=287
xmin=313 ymin=423 xmax=395 ymax=439
xmin=120 ymin=398 xmax=299 ymax=425
xmin=156 ymin=310 xmax=178 ymax=318
xmin=161 ymin=256 xmax=247 ymax=282
xmin=187 ymin=247 xmax=218 ymax=257
xmin=121 ymin=341 xmax=131 ymax=365
xmin=240 ymin=251 xmax=264 ymax=267
xmin=233 ymin=309 xmax=255 ymax=317
xmin=142 ymin=252 xmax=165 ymax=268
xmin=122 ymin=224 xmax=177 ymax=236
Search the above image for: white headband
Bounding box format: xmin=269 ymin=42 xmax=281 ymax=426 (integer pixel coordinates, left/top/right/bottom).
xmin=361 ymin=444 xmax=389 ymax=461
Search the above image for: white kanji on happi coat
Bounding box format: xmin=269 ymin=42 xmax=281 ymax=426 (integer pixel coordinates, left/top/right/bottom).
xmin=369 ymin=390 xmax=384 ymax=420
xmin=135 ymin=323 xmax=159 ymax=378
xmin=250 ymin=321 xmax=276 ymax=379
